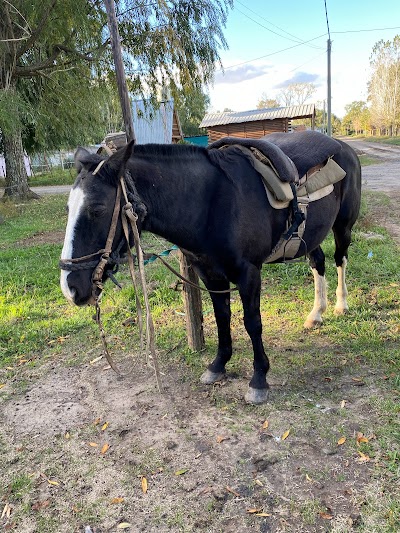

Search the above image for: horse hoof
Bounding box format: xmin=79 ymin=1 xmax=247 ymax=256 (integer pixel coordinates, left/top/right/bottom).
xmin=200 ymin=369 xmax=226 ymax=385
xmin=245 ymin=387 xmax=269 ymax=404
xmin=303 ymin=318 xmax=322 ymax=329
xmin=334 ymin=306 xmax=348 ymax=316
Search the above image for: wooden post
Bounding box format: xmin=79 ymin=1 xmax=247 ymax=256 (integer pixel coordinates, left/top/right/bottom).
xmin=179 ymin=252 xmax=205 ymax=351
xmin=104 ymin=0 xmax=136 ymax=143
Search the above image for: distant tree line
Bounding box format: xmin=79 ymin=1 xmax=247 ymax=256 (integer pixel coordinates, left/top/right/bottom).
xmin=343 ymin=36 xmax=400 ymax=136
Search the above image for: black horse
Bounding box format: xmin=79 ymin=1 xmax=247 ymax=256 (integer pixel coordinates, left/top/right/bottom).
xmin=60 ymin=132 xmax=361 ymax=403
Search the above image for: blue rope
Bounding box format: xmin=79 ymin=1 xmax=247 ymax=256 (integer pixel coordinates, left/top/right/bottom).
xmin=143 ymin=245 xmax=179 ymax=265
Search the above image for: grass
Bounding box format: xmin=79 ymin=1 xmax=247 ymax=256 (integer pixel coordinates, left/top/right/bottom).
xmin=0 ymin=168 xmax=75 ymax=189
xmin=0 ymin=191 xmax=399 ymax=532
xmin=357 ymin=135 xmax=400 ymax=146
xmin=358 ymin=154 xmax=382 ymax=166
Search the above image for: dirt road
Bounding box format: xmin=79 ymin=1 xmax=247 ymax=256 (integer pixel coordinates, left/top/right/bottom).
xmin=343 ymin=137 xmax=400 ymax=193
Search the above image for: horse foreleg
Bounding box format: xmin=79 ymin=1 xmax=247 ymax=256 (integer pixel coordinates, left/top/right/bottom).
xmin=199 ymin=281 xmax=233 ymax=385
xmin=304 ymin=247 xmax=327 ymax=329
xmin=237 ymin=264 xmax=270 ymax=404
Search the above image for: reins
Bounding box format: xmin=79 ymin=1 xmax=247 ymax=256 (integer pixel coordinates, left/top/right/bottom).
xmin=60 ymin=165 xmax=238 ymax=391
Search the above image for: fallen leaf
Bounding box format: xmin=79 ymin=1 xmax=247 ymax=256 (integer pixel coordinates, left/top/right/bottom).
xmin=110 ymin=497 xmax=124 ymax=504
xmin=101 ymin=443 xmax=110 ymax=454
xmin=101 ymin=422 xmax=109 ymax=431
xmin=255 ymin=513 xmax=272 ymax=517
xmin=175 ymin=468 xmax=188 ymax=476
xmin=356 ymin=433 xmax=369 ymax=444
xmin=340 ymin=400 xmax=346 ymax=408
xmin=88 ymin=442 xmax=98 ymax=447
xmin=32 ymin=500 xmax=50 ymax=511
xmin=281 ymin=429 xmax=290 ymax=441
xmin=305 ymin=474 xmax=313 ymax=482
xmin=254 ymin=479 xmax=263 ymax=487
xmin=216 ymin=435 xmax=227 ymax=443
xmin=90 ymin=356 xmax=103 ymax=365
xmin=93 ymin=418 xmax=101 ymax=425
xmin=262 ymin=420 xmax=269 ymax=430
xmin=47 ymin=479 xmax=59 ymax=486
xmin=141 ymin=476 xmax=148 ymax=494
xmin=337 ymin=436 xmax=346 ymax=446
xmin=247 ymin=508 xmax=263 ymax=514
xmin=226 ymin=486 xmax=241 ymax=497
xmin=0 ymin=384 xmax=6 ymax=390
xmin=352 ymin=377 xmax=363 ymax=382
xmin=117 ymin=523 xmax=131 ymax=530
xmin=64 ymin=432 xmax=70 ymax=439
xmin=357 ymin=451 xmax=370 ymax=463
xmin=1 ymin=503 xmax=12 ymax=519
xmin=320 ymin=512 xmax=333 ymax=520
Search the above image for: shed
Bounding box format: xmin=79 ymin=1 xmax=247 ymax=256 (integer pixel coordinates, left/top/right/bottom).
xmin=200 ymin=104 xmax=316 ymax=143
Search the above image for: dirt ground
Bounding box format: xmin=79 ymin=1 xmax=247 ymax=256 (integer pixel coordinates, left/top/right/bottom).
xmin=1 ymin=140 xmax=399 ymax=532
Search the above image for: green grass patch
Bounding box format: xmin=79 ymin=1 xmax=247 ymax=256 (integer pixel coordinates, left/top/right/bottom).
xmin=359 ymin=135 xmax=400 ymax=146
xmin=0 ymin=168 xmax=75 ymax=189
xmin=359 ymin=154 xmax=382 ymax=166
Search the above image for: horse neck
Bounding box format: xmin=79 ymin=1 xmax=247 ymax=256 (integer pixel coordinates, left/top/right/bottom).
xmin=129 ymin=149 xmax=216 ymax=248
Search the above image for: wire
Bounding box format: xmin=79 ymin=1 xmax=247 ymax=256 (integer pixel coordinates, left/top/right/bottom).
xmin=332 ymin=26 xmax=400 ymax=34
xmin=234 ymin=1 xmax=322 ymax=49
xmin=216 ymin=33 xmax=327 ymax=72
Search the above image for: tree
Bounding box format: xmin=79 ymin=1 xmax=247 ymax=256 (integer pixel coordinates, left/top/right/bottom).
xmin=368 ymin=36 xmax=400 ymax=135
xmin=342 ymin=101 xmax=371 ymax=135
xmin=1 ymin=0 xmax=232 ymax=199
xmin=278 ymin=82 xmax=316 ymax=107
xmin=256 ymin=93 xmax=281 ymax=109
xmin=175 ymin=86 xmax=210 ymax=136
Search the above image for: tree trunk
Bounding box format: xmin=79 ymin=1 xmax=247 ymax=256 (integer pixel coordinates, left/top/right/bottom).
xmin=2 ymin=126 xmax=38 ymax=200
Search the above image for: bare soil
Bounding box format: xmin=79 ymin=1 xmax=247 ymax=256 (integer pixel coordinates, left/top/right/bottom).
xmin=1 ymin=139 xmax=399 ymax=532
xmin=1 ymin=350 xmax=393 ymax=532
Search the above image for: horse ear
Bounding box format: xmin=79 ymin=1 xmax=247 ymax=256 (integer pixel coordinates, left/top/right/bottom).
xmin=74 ymin=147 xmax=91 ymax=173
xmin=123 ymin=139 xmax=135 ymax=163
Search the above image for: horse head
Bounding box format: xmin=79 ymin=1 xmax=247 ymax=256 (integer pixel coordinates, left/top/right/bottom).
xmin=60 ymin=142 xmax=136 ymax=306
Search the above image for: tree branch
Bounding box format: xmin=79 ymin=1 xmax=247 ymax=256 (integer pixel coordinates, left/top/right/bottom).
xmin=16 ymin=0 xmax=58 ymax=59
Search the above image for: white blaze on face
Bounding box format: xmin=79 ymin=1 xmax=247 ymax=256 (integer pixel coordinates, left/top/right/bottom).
xmin=60 ymin=186 xmax=86 ymax=303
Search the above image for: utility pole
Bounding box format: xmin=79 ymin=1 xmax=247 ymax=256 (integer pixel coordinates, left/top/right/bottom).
xmin=327 ymin=38 xmax=332 ymax=137
xmin=104 ymin=0 xmax=136 ymax=143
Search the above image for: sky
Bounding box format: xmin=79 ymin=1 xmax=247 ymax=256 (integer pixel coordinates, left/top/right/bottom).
xmin=207 ymin=0 xmax=400 ymax=118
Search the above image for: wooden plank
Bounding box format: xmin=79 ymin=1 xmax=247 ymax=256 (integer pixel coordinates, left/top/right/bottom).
xmin=179 ymin=251 xmax=205 ymax=351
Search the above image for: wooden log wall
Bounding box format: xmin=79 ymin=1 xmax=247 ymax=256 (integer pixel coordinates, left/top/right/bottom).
xmin=207 ymin=118 xmax=289 ymax=143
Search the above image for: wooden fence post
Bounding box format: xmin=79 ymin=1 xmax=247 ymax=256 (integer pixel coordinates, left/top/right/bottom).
xmin=179 ymin=251 xmax=205 ymax=351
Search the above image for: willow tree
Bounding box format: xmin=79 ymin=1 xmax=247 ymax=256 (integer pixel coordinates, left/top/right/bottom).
xmin=1 ymin=0 xmax=232 ymax=199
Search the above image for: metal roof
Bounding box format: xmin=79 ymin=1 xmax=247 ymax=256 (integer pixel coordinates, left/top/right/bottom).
xmin=199 ymin=104 xmax=315 ymax=128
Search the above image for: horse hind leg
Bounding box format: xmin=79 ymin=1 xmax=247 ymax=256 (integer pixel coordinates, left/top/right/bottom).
xmin=333 ymin=226 xmax=352 ymax=315
xmin=304 ymin=246 xmax=328 ymax=329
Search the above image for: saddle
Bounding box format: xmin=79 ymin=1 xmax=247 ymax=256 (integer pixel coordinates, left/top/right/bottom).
xmin=208 ymin=132 xmax=346 ymax=202
xmin=209 ymin=132 xmax=347 ymax=263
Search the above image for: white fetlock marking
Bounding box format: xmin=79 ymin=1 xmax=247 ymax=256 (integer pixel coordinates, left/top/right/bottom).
xmin=304 ymin=269 xmax=327 ymax=328
xmin=335 ymin=257 xmax=348 ymax=314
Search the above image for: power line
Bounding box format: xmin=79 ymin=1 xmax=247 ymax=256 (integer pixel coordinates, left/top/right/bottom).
xmin=332 ymin=25 xmax=400 ymax=34
xmin=234 ymin=0 xmax=322 ymax=49
xmin=217 ymin=33 xmax=327 ymax=72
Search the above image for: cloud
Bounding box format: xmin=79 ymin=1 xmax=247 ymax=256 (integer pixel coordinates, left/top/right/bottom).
xmin=214 ymin=64 xmax=270 ymax=84
xmin=274 ymin=71 xmax=320 ymax=88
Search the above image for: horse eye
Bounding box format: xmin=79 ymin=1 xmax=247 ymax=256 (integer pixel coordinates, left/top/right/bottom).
xmin=88 ymin=205 xmax=107 ymax=218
